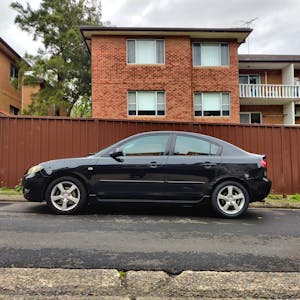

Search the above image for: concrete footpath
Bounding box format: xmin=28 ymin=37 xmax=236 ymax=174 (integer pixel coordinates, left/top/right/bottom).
xmin=0 ymin=268 xmax=299 ymax=299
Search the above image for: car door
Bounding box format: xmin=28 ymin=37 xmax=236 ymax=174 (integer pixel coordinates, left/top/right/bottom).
xmin=164 ymin=134 xmax=222 ymax=201
xmin=93 ymin=133 xmax=171 ymax=200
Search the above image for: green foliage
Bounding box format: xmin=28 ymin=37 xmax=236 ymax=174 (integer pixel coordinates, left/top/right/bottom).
xmin=10 ymin=77 xmax=19 ymax=89
xmin=267 ymin=194 xmax=282 ymax=200
xmin=11 ymin=0 xmax=103 ymax=116
xmin=118 ymin=271 xmax=127 ymax=279
xmin=70 ymin=94 xmax=92 ymax=117
xmin=0 ymin=187 xmax=22 ymax=195
xmin=288 ymin=194 xmax=300 ymax=202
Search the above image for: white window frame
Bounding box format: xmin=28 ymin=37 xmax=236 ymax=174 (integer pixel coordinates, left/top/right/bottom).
xmin=127 ymin=91 xmax=166 ymax=116
xmin=240 ymin=112 xmax=262 ymax=124
xmin=192 ymin=42 xmax=229 ymax=67
xmin=194 ymin=92 xmax=230 ymax=117
xmin=126 ymin=39 xmax=165 ymax=65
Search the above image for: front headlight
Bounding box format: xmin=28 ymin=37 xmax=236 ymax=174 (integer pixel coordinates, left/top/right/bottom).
xmin=27 ymin=165 xmax=44 ymax=175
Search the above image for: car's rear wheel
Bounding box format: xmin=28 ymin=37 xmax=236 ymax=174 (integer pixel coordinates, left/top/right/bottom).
xmin=45 ymin=176 xmax=87 ymax=214
xmin=211 ymin=181 xmax=249 ymax=218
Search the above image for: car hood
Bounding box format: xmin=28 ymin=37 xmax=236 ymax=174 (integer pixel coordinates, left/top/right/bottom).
xmin=40 ymin=157 xmax=98 ymax=175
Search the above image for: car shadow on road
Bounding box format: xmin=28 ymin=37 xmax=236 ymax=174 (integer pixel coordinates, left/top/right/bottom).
xmin=27 ymin=201 xmax=264 ymax=220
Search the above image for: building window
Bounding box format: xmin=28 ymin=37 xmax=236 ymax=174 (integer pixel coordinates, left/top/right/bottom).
xmin=240 ymin=112 xmax=262 ymax=124
xmin=10 ymin=64 xmax=19 ymax=80
xmin=128 ymin=91 xmax=165 ymax=116
xmin=239 ymin=74 xmax=260 ymax=84
xmin=194 ymin=92 xmax=230 ymax=116
xmin=127 ymin=39 xmax=164 ymax=64
xmin=193 ymin=43 xmax=229 ymax=66
xmin=10 ymin=105 xmax=19 ymax=115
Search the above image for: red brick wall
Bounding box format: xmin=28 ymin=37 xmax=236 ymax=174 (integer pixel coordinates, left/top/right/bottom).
xmin=240 ymin=105 xmax=284 ymax=124
xmin=0 ymin=50 xmax=21 ymax=113
xmin=192 ymin=42 xmax=239 ymax=123
xmin=92 ymin=36 xmax=240 ymax=123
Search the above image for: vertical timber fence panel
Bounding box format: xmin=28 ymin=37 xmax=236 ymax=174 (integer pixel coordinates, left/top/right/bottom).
xmin=0 ymin=115 xmax=299 ymax=194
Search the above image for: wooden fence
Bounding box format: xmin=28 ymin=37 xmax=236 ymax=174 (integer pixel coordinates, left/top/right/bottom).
xmin=1 ymin=115 xmax=299 ymax=194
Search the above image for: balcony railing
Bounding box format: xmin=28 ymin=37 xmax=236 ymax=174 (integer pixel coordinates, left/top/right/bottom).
xmin=239 ymin=84 xmax=300 ymax=99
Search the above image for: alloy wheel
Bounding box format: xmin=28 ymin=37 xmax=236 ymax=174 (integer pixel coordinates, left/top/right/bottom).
xmin=50 ymin=181 xmax=81 ymax=212
xmin=216 ymin=185 xmax=245 ymax=215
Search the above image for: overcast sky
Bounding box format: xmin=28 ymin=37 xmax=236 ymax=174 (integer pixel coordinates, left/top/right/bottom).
xmin=1 ymin=0 xmax=300 ymax=57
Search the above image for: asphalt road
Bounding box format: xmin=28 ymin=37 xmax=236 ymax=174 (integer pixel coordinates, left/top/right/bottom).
xmin=0 ymin=201 xmax=299 ymax=273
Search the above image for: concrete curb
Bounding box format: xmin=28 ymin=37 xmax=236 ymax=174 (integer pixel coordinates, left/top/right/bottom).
xmin=0 ymin=195 xmax=25 ymax=202
xmin=0 ymin=268 xmax=299 ymax=299
xmin=0 ymin=194 xmax=300 ymax=209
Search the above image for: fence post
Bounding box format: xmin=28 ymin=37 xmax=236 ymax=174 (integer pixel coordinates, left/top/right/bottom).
xmin=280 ymin=126 xmax=287 ymax=198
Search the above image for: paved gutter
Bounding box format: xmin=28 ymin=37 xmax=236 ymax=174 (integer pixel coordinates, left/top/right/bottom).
xmin=0 ymin=268 xmax=299 ymax=299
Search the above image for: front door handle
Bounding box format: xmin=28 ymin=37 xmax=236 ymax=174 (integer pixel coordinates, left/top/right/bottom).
xmin=148 ymin=161 xmax=160 ymax=168
xmin=201 ymin=162 xmax=217 ymax=168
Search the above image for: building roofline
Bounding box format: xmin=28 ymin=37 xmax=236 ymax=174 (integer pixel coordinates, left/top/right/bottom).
xmin=0 ymin=37 xmax=22 ymax=61
xmin=80 ymin=26 xmax=252 ymax=52
xmin=80 ymin=26 xmax=252 ymax=33
xmin=239 ymin=54 xmax=300 ymax=63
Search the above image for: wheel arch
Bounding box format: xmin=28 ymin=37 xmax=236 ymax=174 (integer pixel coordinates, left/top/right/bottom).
xmin=211 ymin=177 xmax=250 ymax=197
xmin=43 ymin=171 xmax=90 ymax=200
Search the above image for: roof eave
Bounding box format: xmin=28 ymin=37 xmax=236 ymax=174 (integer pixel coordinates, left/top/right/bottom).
xmin=0 ymin=37 xmax=22 ymax=61
xmin=80 ymin=26 xmax=252 ymax=53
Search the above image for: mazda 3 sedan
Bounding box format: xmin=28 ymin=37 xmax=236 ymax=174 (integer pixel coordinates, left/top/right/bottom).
xmin=23 ymin=131 xmax=271 ymax=218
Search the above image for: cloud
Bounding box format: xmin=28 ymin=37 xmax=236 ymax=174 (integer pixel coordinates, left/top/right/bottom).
xmin=102 ymin=0 xmax=300 ymax=54
xmin=1 ymin=0 xmax=300 ymax=55
xmin=0 ymin=0 xmax=41 ymax=56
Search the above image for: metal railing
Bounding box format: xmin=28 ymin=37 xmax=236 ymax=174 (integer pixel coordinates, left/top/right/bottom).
xmin=239 ymin=84 xmax=300 ymax=99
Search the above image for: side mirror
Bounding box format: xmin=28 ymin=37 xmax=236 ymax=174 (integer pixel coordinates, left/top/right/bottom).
xmin=110 ymin=148 xmax=124 ymax=161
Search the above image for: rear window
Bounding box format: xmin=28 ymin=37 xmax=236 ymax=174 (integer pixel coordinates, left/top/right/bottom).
xmin=174 ymin=135 xmax=220 ymax=156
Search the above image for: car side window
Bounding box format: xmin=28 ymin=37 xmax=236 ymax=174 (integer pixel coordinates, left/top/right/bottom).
xmin=174 ymin=135 xmax=220 ymax=156
xmin=122 ymin=134 xmax=169 ymax=156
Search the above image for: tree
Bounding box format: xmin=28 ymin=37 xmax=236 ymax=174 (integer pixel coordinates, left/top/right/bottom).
xmin=11 ymin=0 xmax=102 ymax=116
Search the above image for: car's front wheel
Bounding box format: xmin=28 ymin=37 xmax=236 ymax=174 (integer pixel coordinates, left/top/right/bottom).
xmin=211 ymin=181 xmax=249 ymax=218
xmin=45 ymin=176 xmax=87 ymax=214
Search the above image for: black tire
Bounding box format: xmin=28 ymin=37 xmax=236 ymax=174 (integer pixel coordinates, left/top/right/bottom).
xmin=45 ymin=176 xmax=87 ymax=215
xmin=211 ymin=181 xmax=249 ymax=219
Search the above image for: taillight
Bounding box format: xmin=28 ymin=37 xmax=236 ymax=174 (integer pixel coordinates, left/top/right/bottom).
xmin=260 ymin=159 xmax=267 ymax=168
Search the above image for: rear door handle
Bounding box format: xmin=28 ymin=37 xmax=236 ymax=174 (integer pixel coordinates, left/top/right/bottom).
xmin=201 ymin=162 xmax=217 ymax=168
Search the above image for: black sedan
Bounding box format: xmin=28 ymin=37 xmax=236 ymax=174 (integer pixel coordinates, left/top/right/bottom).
xmin=23 ymin=131 xmax=271 ymax=218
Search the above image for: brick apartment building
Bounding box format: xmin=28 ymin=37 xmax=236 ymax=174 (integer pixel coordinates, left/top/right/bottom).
xmin=0 ymin=37 xmax=22 ymax=115
xmin=81 ymin=26 xmax=300 ymax=125
xmin=239 ymin=54 xmax=300 ymax=125
xmin=0 ymin=37 xmax=40 ymax=115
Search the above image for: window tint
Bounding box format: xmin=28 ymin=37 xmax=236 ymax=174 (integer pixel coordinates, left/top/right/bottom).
xmin=10 ymin=64 xmax=19 ymax=80
xmin=174 ymin=135 xmax=220 ymax=156
xmin=122 ymin=135 xmax=169 ymax=156
xmin=239 ymin=75 xmax=260 ymax=84
xmin=240 ymin=112 xmax=262 ymax=124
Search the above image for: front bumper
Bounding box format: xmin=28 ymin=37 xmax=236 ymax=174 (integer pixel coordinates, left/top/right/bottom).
xmin=22 ymin=172 xmax=50 ymax=202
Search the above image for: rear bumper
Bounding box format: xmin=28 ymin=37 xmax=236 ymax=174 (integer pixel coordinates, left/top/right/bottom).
xmin=247 ymin=177 xmax=272 ymax=202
